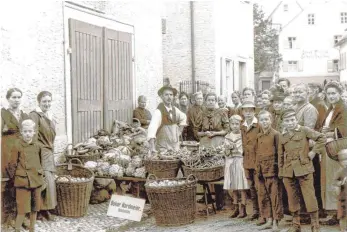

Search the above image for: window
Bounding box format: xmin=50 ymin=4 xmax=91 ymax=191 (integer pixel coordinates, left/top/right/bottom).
xmin=162 ymin=19 xmax=167 ymax=34
xmin=334 ymin=35 xmax=342 ymax=45
xmin=262 ymin=80 xmax=271 ymax=91
xmin=288 ymin=61 xmax=298 ymax=72
xmin=283 ymin=4 xmax=288 ymax=12
xmin=341 ymin=52 xmax=347 ymax=70
xmin=308 ymin=14 xmax=315 ymax=25
xmin=288 ymin=37 xmax=296 ymax=49
xmin=341 ymin=12 xmax=347 ymax=23
xmin=327 ymin=60 xmax=340 ymax=72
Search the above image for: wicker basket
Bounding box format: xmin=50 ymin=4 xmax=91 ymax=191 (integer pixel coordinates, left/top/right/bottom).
xmin=145 ymin=174 xmax=197 ymax=226
xmin=65 ymin=144 xmax=102 ymax=164
xmin=144 ymin=159 xmax=181 ymax=178
xmin=180 ymin=141 xmax=199 ymax=151
xmin=326 ymin=138 xmax=347 ymax=161
xmin=55 ymin=158 xmax=94 ymax=217
xmin=182 ymin=165 xmax=224 ymax=182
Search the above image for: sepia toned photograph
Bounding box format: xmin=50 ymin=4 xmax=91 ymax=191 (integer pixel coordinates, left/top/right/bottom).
xmin=1 ymin=0 xmax=347 ymax=231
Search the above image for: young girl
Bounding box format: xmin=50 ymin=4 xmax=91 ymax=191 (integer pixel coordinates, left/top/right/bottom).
xmin=7 ymin=119 xmax=44 ymax=232
xmin=224 ymin=114 xmax=249 ymax=218
xmin=333 ymin=149 xmax=347 ymax=232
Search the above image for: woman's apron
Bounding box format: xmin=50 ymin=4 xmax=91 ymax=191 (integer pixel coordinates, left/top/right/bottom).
xmin=200 ymin=135 xmax=224 ymax=148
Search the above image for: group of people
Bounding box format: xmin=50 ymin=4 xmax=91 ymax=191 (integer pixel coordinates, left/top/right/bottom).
xmin=134 ymin=78 xmax=347 ymax=232
xmin=1 ymin=89 xmax=57 ymax=232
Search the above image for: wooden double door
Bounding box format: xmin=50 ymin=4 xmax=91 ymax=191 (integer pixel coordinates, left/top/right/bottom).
xmin=69 ymin=19 xmax=133 ymax=143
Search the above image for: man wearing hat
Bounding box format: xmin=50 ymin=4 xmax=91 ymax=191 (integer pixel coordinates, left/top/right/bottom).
xmin=147 ymin=85 xmax=187 ymax=153
xmin=278 ymin=109 xmax=326 ymax=232
xmin=240 ymin=100 xmax=263 ymax=223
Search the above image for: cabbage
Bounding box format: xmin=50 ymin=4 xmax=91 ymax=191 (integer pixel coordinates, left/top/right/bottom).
xmin=125 ymin=164 xmax=136 ymax=176
xmin=84 ymin=161 xmax=97 ymax=171
xmin=134 ymin=167 xmax=146 ymax=178
xmin=115 ymin=153 xmax=131 ymax=168
xmin=131 ymin=156 xmax=143 ymax=168
xmin=108 ymin=164 xmax=124 ymax=177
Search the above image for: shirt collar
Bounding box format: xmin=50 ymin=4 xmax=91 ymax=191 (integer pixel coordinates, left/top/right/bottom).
xmin=35 ymin=107 xmax=57 ymax=126
xmin=164 ymin=105 xmax=173 ymax=112
xmin=282 ymin=125 xmax=301 ymax=135
xmin=243 ymin=116 xmax=258 ymax=127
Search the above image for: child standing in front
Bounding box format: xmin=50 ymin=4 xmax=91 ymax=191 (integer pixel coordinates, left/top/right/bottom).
xmin=224 ymin=115 xmax=249 ymax=218
xmin=333 ymin=149 xmax=347 ymax=232
xmin=7 ymin=119 xmax=44 ymax=232
xmin=255 ymin=110 xmax=283 ymax=231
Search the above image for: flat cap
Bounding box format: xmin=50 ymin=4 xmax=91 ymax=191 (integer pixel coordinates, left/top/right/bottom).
xmin=241 ymin=100 xmax=256 ymax=109
xmin=272 ymin=94 xmax=285 ymax=101
xmin=281 ymin=108 xmax=296 ymax=120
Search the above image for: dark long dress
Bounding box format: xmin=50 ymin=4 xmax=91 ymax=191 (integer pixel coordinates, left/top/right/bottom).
xmin=30 ymin=110 xmax=57 ymax=210
xmin=1 ymin=108 xmax=28 ymax=223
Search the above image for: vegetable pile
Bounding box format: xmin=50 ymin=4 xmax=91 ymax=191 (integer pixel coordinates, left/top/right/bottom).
xmin=55 ymin=175 xmax=92 ymax=183
xmin=181 ymin=146 xmax=225 ymax=169
xmin=146 ymin=179 xmax=195 ymax=188
xmin=74 ymin=120 xmax=149 ymax=178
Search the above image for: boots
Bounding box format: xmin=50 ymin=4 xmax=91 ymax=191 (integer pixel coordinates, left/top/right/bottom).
xmin=256 ymin=217 xmax=266 ymax=226
xmin=259 ymin=218 xmax=272 ymax=230
xmin=288 ymin=211 xmax=301 ymax=232
xmin=272 ymin=219 xmax=279 ymax=232
xmin=310 ymin=211 xmax=320 ymax=232
xmin=238 ymin=204 xmax=247 ymax=218
xmin=229 ymin=204 xmax=239 ymax=218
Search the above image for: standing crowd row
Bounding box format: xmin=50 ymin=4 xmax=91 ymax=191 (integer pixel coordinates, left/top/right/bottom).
xmin=133 ymin=78 xmax=347 ymax=232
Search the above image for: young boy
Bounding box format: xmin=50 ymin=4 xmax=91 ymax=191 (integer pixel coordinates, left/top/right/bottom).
xmin=278 ymin=109 xmax=326 ymax=232
xmin=241 ymin=101 xmax=263 ymax=223
xmin=333 ymin=149 xmax=347 ymax=232
xmin=255 ymin=110 xmax=283 ymax=231
xmin=7 ymin=119 xmax=44 ymax=232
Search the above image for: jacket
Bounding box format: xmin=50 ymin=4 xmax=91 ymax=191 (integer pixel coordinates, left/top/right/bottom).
xmin=255 ymin=128 xmax=280 ymax=177
xmin=133 ymin=107 xmax=152 ymax=129
xmin=278 ymin=125 xmax=326 ymax=178
xmin=310 ymin=96 xmax=327 ymax=131
xmin=7 ymin=139 xmax=44 ymax=188
xmin=322 ymin=99 xmax=347 ymax=137
xmin=241 ymin=117 xmax=261 ymax=170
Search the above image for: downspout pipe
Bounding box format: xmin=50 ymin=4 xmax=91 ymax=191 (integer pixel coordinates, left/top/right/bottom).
xmin=190 ymin=1 xmax=196 ymax=93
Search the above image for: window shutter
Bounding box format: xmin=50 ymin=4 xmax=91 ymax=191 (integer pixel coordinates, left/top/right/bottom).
xmin=283 ymin=39 xmax=289 ymax=49
xmin=327 ymin=60 xmax=334 ymax=72
xmin=162 ymin=19 xmax=167 ymax=34
xmin=282 ymin=61 xmax=289 ymax=72
xmin=298 ymin=61 xmax=304 ymax=72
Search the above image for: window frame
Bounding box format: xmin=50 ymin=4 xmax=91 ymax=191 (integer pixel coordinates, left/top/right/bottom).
xmin=308 ymin=14 xmax=315 ymax=25
xmin=288 ymin=37 xmax=296 ymax=49
xmin=341 ymin=12 xmax=347 ymax=23
xmin=288 ymin=61 xmax=298 ymax=72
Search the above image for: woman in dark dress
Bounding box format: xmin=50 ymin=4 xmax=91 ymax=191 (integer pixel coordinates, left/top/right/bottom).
xmin=320 ymin=81 xmax=347 ymax=224
xmin=1 ymin=88 xmax=28 ymax=228
xmin=186 ymin=91 xmax=204 ymax=141
xmin=178 ymin=92 xmax=190 ymax=140
xmin=197 ymin=93 xmax=229 ymax=210
xmin=30 ymin=91 xmax=57 ymax=221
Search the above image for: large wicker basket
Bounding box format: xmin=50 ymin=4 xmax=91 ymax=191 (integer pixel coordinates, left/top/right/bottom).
xmin=144 ymin=159 xmax=181 ymax=178
xmin=326 ymin=138 xmax=347 ymax=161
xmin=145 ymin=174 xmax=197 ymax=226
xmin=182 ymin=165 xmax=224 ymax=182
xmin=55 ymin=158 xmax=94 ymax=217
xmin=65 ymin=144 xmax=102 ymax=164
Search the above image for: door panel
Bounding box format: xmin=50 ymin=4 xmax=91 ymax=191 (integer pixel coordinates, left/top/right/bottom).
xmin=70 ymin=19 xmax=104 ymax=143
xmin=104 ymin=28 xmax=133 ymax=130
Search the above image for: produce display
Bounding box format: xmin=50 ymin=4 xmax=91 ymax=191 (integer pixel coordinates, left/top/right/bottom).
xmin=55 ymin=175 xmax=92 ymax=183
xmin=73 ymin=121 xmax=149 ymax=178
xmin=180 ymin=146 xmax=225 ymax=169
xmin=146 ymin=179 xmax=188 ymax=188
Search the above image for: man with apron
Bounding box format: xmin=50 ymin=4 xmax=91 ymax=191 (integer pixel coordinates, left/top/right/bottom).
xmin=147 ymin=85 xmax=187 ymax=153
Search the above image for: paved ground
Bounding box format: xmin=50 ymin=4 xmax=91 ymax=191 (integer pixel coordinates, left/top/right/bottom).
xmin=1 ymin=200 xmax=341 ymax=232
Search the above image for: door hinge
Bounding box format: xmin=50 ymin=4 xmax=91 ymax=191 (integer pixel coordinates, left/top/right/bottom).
xmin=67 ymin=47 xmax=72 ymax=54
xmin=132 ymin=57 xmax=135 ymax=62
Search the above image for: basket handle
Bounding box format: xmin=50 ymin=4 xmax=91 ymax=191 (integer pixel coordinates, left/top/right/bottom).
xmin=68 ymin=158 xmax=83 ymax=170
xmin=146 ymin=174 xmax=157 ymax=183
xmin=55 ymin=175 xmax=72 ymax=183
xmin=186 ymin=174 xmax=197 ymax=184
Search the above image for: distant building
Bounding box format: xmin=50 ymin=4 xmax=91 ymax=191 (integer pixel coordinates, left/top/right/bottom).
xmin=268 ymin=0 xmax=347 ymax=85
xmin=162 ymin=1 xmax=255 ymax=104
xmin=336 ymin=30 xmax=347 ymax=83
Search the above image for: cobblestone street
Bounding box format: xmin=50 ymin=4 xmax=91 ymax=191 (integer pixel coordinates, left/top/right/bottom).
xmin=1 ymin=200 xmax=341 ymax=232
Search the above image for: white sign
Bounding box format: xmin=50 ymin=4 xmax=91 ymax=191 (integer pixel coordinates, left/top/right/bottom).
xmin=107 ymin=195 xmax=145 ymax=222
xmin=301 ymin=50 xmax=329 ymax=59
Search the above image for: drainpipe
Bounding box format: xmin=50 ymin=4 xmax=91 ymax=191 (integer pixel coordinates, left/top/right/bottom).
xmin=190 ymin=1 xmax=196 ymax=93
